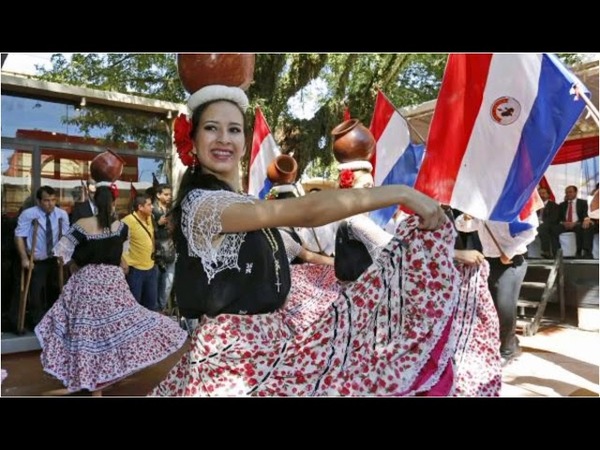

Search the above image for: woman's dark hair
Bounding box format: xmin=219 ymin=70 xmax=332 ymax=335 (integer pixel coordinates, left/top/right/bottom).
xmin=95 ymin=186 xmax=116 ymax=229
xmin=171 ymin=99 xmax=247 ymax=246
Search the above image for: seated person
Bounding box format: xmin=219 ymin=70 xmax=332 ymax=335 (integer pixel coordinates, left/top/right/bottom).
xmin=552 ymin=185 xmax=590 ymax=258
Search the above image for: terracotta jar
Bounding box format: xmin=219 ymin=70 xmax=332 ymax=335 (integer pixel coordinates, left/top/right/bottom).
xmin=267 ymin=154 xmax=298 ymax=185
xmin=90 ymin=149 xmax=125 ymax=182
xmin=331 ymin=119 xmax=376 ymax=163
xmin=177 ymin=54 xmax=255 ymax=94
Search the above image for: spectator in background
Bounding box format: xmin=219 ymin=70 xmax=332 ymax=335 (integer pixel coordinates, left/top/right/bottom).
xmin=70 ymin=180 xmax=97 ymax=223
xmin=11 ymin=186 xmax=70 ymax=331
xmin=536 ymin=186 xmax=560 ymax=258
xmin=122 ymin=193 xmax=159 ymax=311
xmin=554 ymin=185 xmax=590 ymax=258
xmin=152 ymin=184 xmax=176 ymax=312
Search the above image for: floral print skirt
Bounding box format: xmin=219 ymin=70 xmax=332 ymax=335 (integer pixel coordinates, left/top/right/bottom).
xmin=150 ymin=216 xmax=461 ymax=397
xmin=452 ymin=261 xmax=502 ymax=396
xmin=35 ymin=264 xmax=188 ymax=392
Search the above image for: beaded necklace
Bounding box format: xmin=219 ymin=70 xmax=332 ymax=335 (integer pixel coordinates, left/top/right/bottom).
xmin=261 ymin=228 xmax=282 ymax=292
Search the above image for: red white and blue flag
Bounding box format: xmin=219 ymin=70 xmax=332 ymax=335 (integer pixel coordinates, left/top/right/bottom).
xmin=248 ymin=107 xmax=281 ymax=198
xmin=414 ymin=53 xmax=590 ymax=227
xmin=369 ymin=90 xmax=425 ymax=227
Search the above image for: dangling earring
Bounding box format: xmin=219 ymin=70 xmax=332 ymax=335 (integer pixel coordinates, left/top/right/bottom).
xmin=191 ymin=164 xmax=196 ymax=174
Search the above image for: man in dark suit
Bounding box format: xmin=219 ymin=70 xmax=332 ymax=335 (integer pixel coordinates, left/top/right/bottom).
xmin=536 ymin=186 xmax=560 ymax=258
xmin=70 ymin=180 xmax=96 ymax=223
xmin=553 ymin=185 xmax=589 ymax=258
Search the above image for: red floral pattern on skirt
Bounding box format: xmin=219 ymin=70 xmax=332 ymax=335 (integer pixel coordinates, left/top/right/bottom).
xmin=452 ymin=261 xmax=502 ymax=396
xmin=35 ymin=264 xmax=188 ymax=392
xmin=150 ymin=216 xmax=460 ymax=397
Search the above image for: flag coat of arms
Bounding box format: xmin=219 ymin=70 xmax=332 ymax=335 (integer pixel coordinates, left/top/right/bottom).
xmin=248 ymin=107 xmax=281 ymax=199
xmin=414 ymin=53 xmax=590 ymax=223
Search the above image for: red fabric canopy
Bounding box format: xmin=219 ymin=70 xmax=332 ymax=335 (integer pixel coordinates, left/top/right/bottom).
xmin=551 ymin=136 xmax=598 ymax=165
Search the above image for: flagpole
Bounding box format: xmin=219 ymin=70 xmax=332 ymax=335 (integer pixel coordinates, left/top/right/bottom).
xmin=81 ymin=179 xmax=88 ymax=202
xmin=380 ymin=90 xmax=427 ymax=144
xmin=573 ymin=84 xmax=600 ymax=127
xmin=483 ymin=222 xmax=513 ymax=265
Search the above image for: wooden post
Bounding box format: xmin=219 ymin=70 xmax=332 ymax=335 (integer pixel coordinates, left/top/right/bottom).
xmin=18 ymin=219 xmax=39 ymax=334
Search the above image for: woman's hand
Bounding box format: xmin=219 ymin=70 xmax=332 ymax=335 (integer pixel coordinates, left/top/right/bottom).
xmin=401 ymin=188 xmax=447 ymax=230
xmin=454 ymin=249 xmax=485 ymax=266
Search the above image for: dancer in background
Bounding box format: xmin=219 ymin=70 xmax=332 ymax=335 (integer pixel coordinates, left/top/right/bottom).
xmin=35 ymin=182 xmax=188 ymax=396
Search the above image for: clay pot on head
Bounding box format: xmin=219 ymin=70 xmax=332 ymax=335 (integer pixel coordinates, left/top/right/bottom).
xmin=331 ymin=119 xmax=376 ymax=163
xmin=177 ymin=54 xmax=256 ymax=94
xmin=90 ymin=149 xmax=125 ymax=183
xmin=267 ymin=154 xmax=298 ymax=185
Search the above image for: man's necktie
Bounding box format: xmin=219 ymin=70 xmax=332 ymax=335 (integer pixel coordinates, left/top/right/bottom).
xmin=567 ymin=201 xmax=573 ymax=222
xmin=46 ymin=212 xmax=53 ymax=257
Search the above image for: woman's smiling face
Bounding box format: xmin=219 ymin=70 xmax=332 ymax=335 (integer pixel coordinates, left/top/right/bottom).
xmin=193 ymin=100 xmax=246 ymax=178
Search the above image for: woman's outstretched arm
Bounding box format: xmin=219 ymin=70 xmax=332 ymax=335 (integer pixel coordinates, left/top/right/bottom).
xmin=220 ymin=185 xmax=445 ymax=233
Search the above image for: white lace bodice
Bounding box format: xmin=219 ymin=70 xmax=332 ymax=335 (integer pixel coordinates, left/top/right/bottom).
xmin=181 ymin=189 xmax=255 ymax=282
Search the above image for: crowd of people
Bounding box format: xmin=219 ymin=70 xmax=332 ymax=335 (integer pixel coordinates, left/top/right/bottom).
xmin=4 ymin=78 xmax=598 ymax=398
xmin=536 ymin=184 xmax=599 ymax=259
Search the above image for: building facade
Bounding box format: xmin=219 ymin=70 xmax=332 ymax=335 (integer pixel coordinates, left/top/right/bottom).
xmin=1 ymin=72 xmax=185 ymax=351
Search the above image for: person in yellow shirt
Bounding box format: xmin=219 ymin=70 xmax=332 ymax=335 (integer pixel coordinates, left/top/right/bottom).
xmin=122 ymin=193 xmax=159 ymax=311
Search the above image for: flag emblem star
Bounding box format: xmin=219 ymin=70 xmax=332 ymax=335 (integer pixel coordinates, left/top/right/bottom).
xmin=491 ymin=96 xmax=521 ymax=125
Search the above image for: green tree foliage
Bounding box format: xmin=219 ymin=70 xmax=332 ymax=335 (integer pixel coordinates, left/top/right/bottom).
xmin=38 ymin=53 xmax=185 ymax=102
xmin=36 ymin=52 xmax=584 ymax=178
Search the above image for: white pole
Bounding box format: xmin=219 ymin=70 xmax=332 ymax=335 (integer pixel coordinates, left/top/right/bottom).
xmin=573 ymin=84 xmax=600 ymax=127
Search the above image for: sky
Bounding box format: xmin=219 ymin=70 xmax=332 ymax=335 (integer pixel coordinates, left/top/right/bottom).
xmin=2 ymin=53 xmax=72 ymax=75
xmin=1 ymin=53 xmax=321 ymax=120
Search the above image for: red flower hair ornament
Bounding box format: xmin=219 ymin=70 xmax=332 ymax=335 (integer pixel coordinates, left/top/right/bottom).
xmin=95 ymin=181 xmax=119 ymax=200
xmin=339 ymin=169 xmax=355 ymax=189
xmin=173 ymin=113 xmax=197 ymax=167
